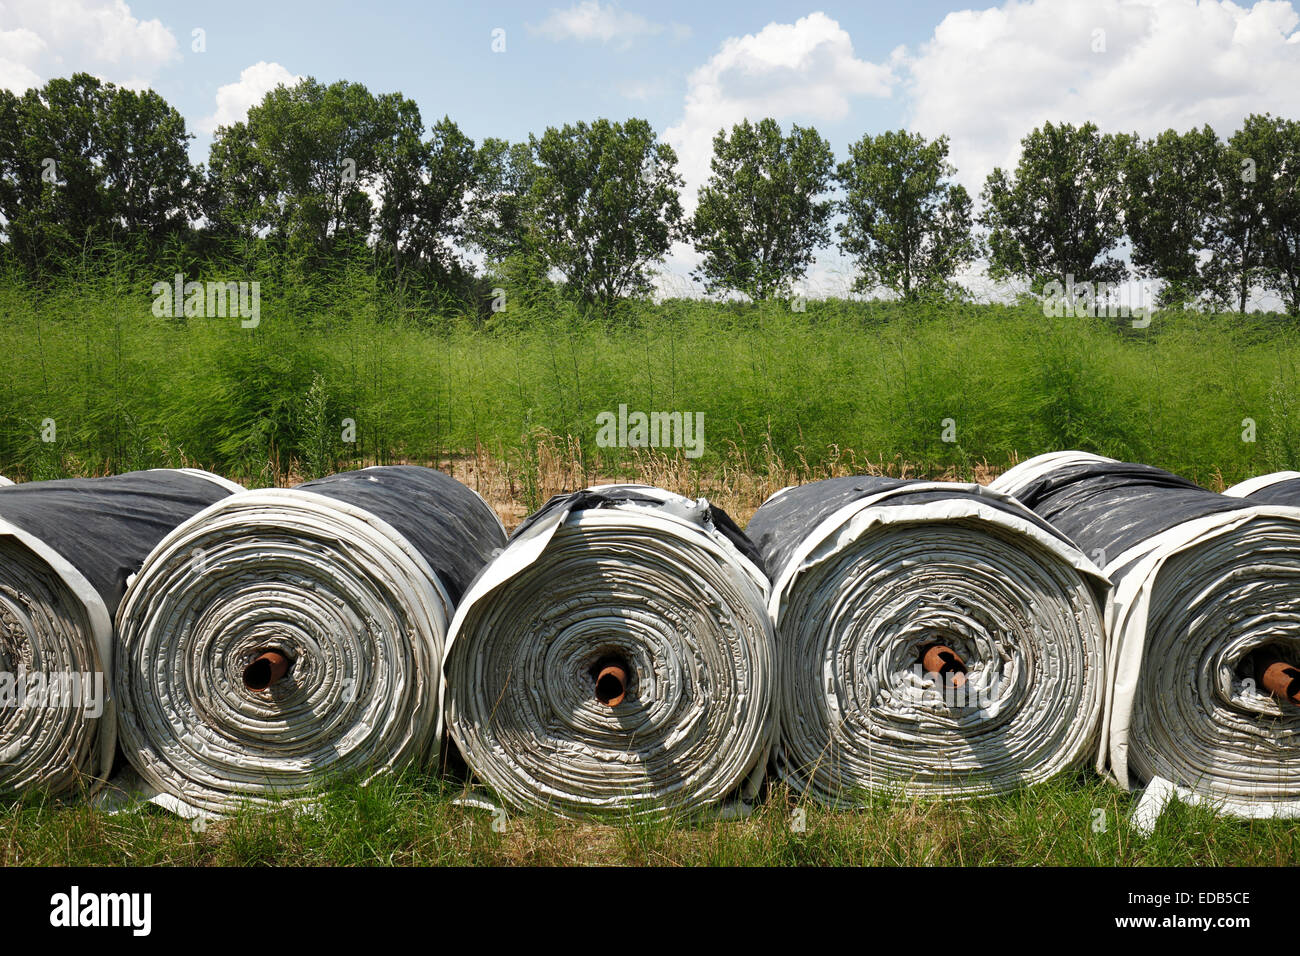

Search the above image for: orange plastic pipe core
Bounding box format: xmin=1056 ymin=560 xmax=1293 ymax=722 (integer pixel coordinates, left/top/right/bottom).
xmin=595 ymin=665 xmax=628 ymax=707
xmin=921 ymin=644 xmax=968 ymax=688
xmin=244 ymin=651 xmax=289 ymax=691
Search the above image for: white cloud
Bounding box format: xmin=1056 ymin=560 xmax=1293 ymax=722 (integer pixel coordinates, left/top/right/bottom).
xmin=636 ymin=3 xmax=1300 ymax=299
xmin=532 ymin=1 xmax=685 ymax=46
xmin=0 ymin=27 xmax=46 ymax=65
xmin=0 ymin=28 xmax=43 ymax=91
xmin=0 ymin=0 xmax=179 ymax=93
xmin=664 ymin=12 xmax=897 ymax=213
xmin=904 ymin=0 xmax=1300 ymax=196
xmin=200 ymin=61 xmax=301 ymax=133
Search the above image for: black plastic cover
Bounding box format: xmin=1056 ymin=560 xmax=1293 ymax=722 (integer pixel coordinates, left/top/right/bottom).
xmin=746 ymin=475 xmax=1076 ymax=579
xmin=513 ymin=485 xmax=764 ymax=575
xmin=0 ymin=470 xmax=235 ymax=612
xmin=1236 ymin=476 xmax=1300 ymax=507
xmin=296 ymin=466 xmax=507 ymax=605
xmin=1006 ymin=461 xmax=1250 ymax=560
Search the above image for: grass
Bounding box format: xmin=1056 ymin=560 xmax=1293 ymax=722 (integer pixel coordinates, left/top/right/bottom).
xmin=3 ymin=261 xmax=1300 ymax=491
xmin=2 ymin=772 xmax=1296 ymax=866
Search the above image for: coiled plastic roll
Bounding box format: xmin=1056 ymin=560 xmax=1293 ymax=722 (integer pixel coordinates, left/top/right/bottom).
xmin=746 ymin=476 xmax=1108 ymax=805
xmin=1225 ymin=470 xmax=1300 ymax=505
xmin=114 ymin=466 xmax=505 ymax=815
xmin=995 ymin=452 xmax=1300 ymax=818
xmin=0 ymin=469 xmax=240 ymax=796
xmin=444 ymin=485 xmax=775 ymax=819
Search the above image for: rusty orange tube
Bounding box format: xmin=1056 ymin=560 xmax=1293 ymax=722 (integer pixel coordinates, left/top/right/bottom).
xmin=921 ymin=643 xmax=967 ymax=688
xmin=244 ymin=651 xmax=289 ymax=691
xmin=1260 ymin=657 xmax=1300 ymax=706
xmin=595 ymin=664 xmax=628 ymax=707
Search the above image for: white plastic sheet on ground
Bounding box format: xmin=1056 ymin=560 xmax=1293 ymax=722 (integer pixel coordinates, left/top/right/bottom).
xmin=995 ymin=452 xmax=1300 ymax=822
xmin=747 ymin=477 xmax=1108 ymax=805
xmin=443 ymin=485 xmax=776 ymax=819
xmin=114 ymin=466 xmax=505 ymax=816
xmin=0 ymin=469 xmax=240 ymax=797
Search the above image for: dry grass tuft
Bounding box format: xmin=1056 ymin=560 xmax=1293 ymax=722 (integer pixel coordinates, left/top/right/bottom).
xmin=434 ymin=432 xmax=1011 ymax=531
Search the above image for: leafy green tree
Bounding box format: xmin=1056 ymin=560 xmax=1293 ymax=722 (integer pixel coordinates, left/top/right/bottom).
xmin=376 ymin=112 xmax=479 ymax=280
xmin=529 ymin=117 xmax=683 ymax=306
xmin=206 ymin=78 xmax=389 ymax=250
xmin=370 ymin=92 xmax=436 ymax=266
xmin=467 ymin=138 xmax=539 ymax=262
xmin=202 ymin=111 xmax=275 ymax=243
xmin=207 ymin=78 xmax=480 ymax=282
xmin=1200 ymin=117 xmax=1272 ymax=314
xmin=0 ymin=74 xmax=199 ymax=272
xmin=1199 ymin=114 xmax=1300 ymax=315
xmin=688 ymin=118 xmax=834 ymax=300
xmin=1124 ymin=125 xmax=1221 ymax=307
xmin=100 ymin=86 xmax=200 ymax=235
xmin=467 ymin=137 xmax=551 ymax=307
xmin=836 ymin=130 xmax=976 ymax=301
xmin=1260 ymin=115 xmax=1300 ymax=316
xmin=980 ymin=121 xmax=1132 ymax=290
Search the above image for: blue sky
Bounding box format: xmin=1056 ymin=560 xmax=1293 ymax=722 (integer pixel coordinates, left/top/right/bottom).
xmin=119 ymin=1 xmax=955 ymax=144
xmin=3 ymin=0 xmax=1300 ymax=298
xmin=9 ymin=0 xmax=1299 ymax=196
xmin=105 ymin=0 xmax=961 ymax=170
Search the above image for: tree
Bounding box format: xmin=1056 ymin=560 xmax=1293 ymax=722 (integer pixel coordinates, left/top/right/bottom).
xmin=1199 ymin=114 xmax=1300 ymax=315
xmin=206 ymin=78 xmax=480 ymax=281
xmin=529 ymin=117 xmax=684 ymax=306
xmin=1260 ymin=116 xmax=1300 ymax=316
xmin=0 ymin=74 xmax=199 ymax=272
xmin=688 ymin=118 xmax=833 ymax=300
xmin=370 ymin=92 xmax=437 ymax=269
xmin=206 ymin=78 xmax=390 ymax=251
xmin=466 ymin=137 xmax=550 ymax=305
xmin=1124 ymin=125 xmax=1221 ymax=307
xmin=1200 ymin=117 xmax=1272 ymax=314
xmin=467 ymin=137 xmax=538 ymax=263
xmin=100 ymin=86 xmax=201 ymax=235
xmin=836 ymin=130 xmax=976 ymax=301
xmin=980 ymin=121 xmax=1132 ymax=291
xmin=375 ymin=112 xmax=479 ymax=280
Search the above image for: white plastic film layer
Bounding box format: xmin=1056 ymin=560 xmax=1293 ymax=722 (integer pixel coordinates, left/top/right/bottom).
xmin=444 ymin=486 xmax=775 ymax=819
xmin=115 ymin=488 xmax=455 ymax=815
xmin=759 ymin=481 xmax=1108 ymax=805
xmin=997 ymin=452 xmax=1300 ymax=818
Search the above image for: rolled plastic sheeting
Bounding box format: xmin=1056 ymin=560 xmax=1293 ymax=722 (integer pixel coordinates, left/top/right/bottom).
xmin=444 ymin=485 xmax=775 ymax=819
xmin=994 ymin=452 xmax=1300 ymax=818
xmin=115 ymin=465 xmax=506 ymax=816
xmin=1225 ymin=470 xmax=1300 ymax=504
xmin=746 ymin=476 xmax=1108 ymax=805
xmin=0 ymin=469 xmax=241 ymax=796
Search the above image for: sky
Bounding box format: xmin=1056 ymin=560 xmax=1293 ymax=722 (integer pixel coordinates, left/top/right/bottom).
xmin=3 ymin=0 xmax=1300 ymax=299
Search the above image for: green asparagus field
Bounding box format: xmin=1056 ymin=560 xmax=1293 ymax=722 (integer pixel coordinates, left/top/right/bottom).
xmin=2 ymin=264 xmax=1298 ymax=493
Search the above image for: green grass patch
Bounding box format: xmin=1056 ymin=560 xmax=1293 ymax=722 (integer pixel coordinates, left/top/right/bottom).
xmin=2 ymin=773 xmax=1297 ymax=866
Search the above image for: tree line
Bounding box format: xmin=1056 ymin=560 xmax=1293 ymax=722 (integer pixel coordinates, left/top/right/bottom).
xmin=2 ymin=72 xmax=1298 ymax=315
